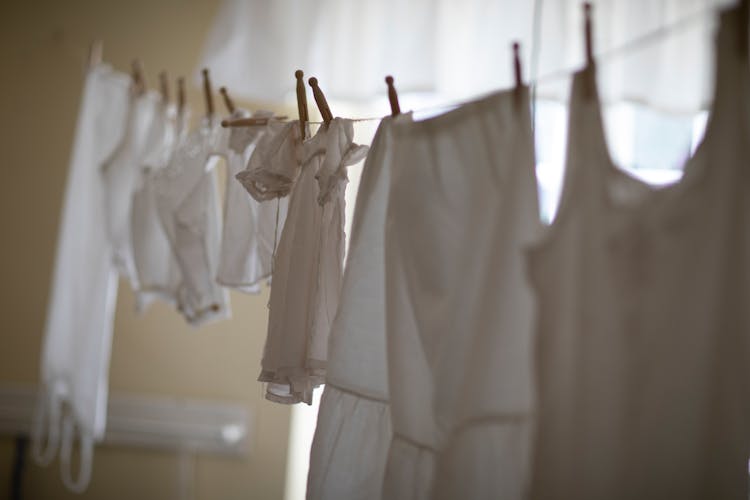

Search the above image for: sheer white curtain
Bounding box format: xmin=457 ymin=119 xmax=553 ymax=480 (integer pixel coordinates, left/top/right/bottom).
xmin=198 ymin=0 xmax=734 ymax=110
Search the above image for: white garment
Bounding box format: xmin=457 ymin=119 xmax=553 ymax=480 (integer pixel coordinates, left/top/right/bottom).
xmin=32 ymin=64 xmax=129 ymax=493
xmin=260 ymin=119 xmax=368 ymax=404
xmin=528 ymin=6 xmax=750 ymax=500
xmin=383 ymin=88 xmax=540 ymax=499
xmin=155 ymin=118 xmax=229 ymax=326
xmin=307 ymin=115 xmax=407 ymax=500
xmin=236 ymin=119 xmax=305 ymax=201
xmin=216 ymin=109 xmax=279 ymax=292
xmin=101 ymin=91 xmax=160 ymax=290
xmin=131 ymin=103 xmax=182 ymax=311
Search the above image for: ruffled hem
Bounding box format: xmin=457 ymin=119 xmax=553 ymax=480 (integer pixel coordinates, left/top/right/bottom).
xmin=258 ymin=363 xmax=326 ymax=405
xmin=307 ymin=384 xmax=391 ymax=500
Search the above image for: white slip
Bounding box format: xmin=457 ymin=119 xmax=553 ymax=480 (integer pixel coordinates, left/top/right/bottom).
xmin=528 ymin=6 xmax=750 ymax=500
xmin=383 ymin=87 xmax=540 ymax=500
xmin=33 ymin=64 xmax=130 ymax=493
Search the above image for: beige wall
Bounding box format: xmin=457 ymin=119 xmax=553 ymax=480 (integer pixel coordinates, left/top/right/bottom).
xmin=0 ymin=1 xmax=292 ymax=498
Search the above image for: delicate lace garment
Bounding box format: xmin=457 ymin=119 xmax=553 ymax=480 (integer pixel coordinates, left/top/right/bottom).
xmin=260 ymin=119 xmax=368 ymax=404
xmin=154 ymin=117 xmax=229 ymax=325
xmin=236 ymin=119 xmax=306 ymax=201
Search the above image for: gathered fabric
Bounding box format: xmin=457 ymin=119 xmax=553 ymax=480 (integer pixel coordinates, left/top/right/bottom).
xmin=382 ymin=86 xmax=540 ymax=500
xmin=307 ymin=114 xmax=408 ymax=500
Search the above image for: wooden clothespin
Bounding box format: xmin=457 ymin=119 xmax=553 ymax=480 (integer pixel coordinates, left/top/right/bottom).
xmin=219 ymin=87 xmax=236 ymax=114
xmin=295 ymin=70 xmax=309 ymax=138
xmin=584 ymin=2 xmax=594 ymax=67
xmin=131 ymin=59 xmax=147 ymax=95
xmin=308 ymin=77 xmax=333 ymax=124
xmin=87 ymin=40 xmax=103 ymax=69
xmin=385 ymin=76 xmax=401 ymax=116
xmin=512 ymin=42 xmax=524 ymax=108
xmin=512 ymin=42 xmax=523 ymax=89
xmin=159 ymin=71 xmax=170 ymax=104
xmin=201 ymin=68 xmax=215 ymax=119
xmin=177 ymin=76 xmax=186 ymax=117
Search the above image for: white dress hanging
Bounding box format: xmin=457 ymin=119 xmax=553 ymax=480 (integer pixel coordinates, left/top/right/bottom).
xmin=259 ymin=118 xmax=368 ymax=404
xmin=307 ymin=114 xmax=408 ymax=500
xmin=32 ymin=64 xmax=130 ymax=493
xmin=383 ymin=88 xmax=540 ymax=499
xmin=528 ymin=6 xmax=750 ymax=499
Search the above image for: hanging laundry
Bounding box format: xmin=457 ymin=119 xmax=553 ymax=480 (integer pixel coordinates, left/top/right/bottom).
xmin=307 ymin=114 xmax=409 ymax=500
xmin=236 ymin=119 xmax=305 ymax=201
xmin=101 ymin=89 xmax=161 ymax=290
xmin=154 ymin=117 xmax=229 ymax=326
xmin=32 ymin=63 xmax=130 ymax=493
xmin=216 ymin=109 xmax=278 ymax=292
xmin=258 ymin=118 xmax=368 ymax=404
xmin=383 ymin=87 xmax=540 ymax=499
xmin=130 ymin=100 xmax=182 ymax=312
xmin=528 ymin=5 xmax=750 ymax=499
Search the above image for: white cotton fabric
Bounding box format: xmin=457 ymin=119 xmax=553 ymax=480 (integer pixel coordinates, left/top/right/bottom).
xmin=528 ymin=6 xmax=750 ymax=500
xmin=32 ymin=64 xmax=130 ymax=493
xmin=307 ymin=115 xmax=407 ymax=500
xmin=101 ymin=90 xmax=160 ymax=290
xmin=216 ymin=109 xmax=279 ymax=292
xmin=259 ymin=118 xmax=368 ymax=404
xmin=383 ymin=88 xmax=540 ymax=500
xmin=236 ymin=119 xmax=305 ymax=201
xmin=154 ymin=118 xmax=229 ymax=326
xmin=131 ymin=103 xmax=182 ymax=312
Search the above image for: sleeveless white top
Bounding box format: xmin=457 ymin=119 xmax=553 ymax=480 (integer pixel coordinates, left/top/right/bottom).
xmin=528 ymin=6 xmax=750 ymax=499
xmin=384 ymin=87 xmax=540 ymax=499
